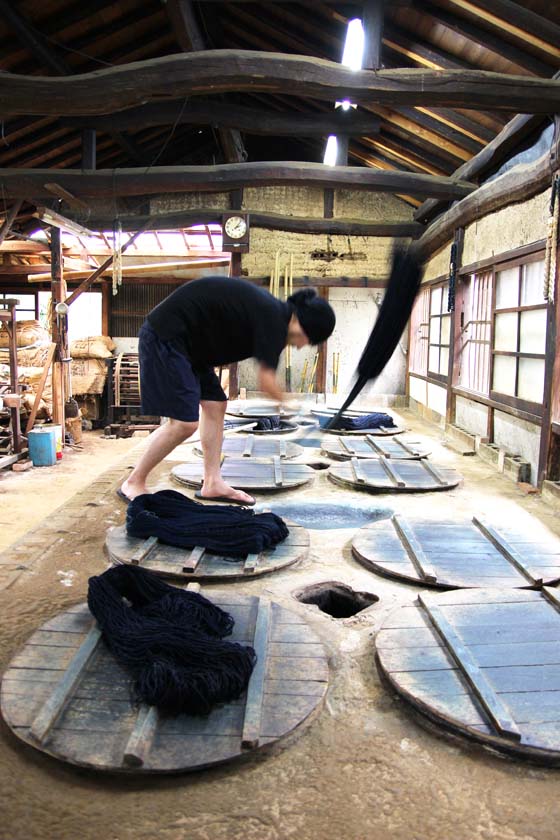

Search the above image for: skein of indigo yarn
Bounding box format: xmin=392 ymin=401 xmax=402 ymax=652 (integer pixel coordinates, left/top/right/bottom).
xmin=87 ymin=565 xmax=256 ymax=715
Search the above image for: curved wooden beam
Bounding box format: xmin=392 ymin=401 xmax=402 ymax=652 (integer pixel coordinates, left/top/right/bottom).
xmin=416 ymin=151 xmax=556 ymax=259
xmin=0 ymin=51 xmax=558 ymax=116
xmin=61 ymin=209 xmax=424 ymax=238
xmin=60 ymin=101 xmax=381 ymax=137
xmin=0 ymin=163 xmax=476 ymax=200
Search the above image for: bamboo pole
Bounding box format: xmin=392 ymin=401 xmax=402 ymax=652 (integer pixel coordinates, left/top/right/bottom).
xmin=308 ymin=352 xmax=319 ymax=394
xmin=299 ymin=358 xmax=309 ymax=393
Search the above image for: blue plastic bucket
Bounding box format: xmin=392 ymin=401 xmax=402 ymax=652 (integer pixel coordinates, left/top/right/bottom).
xmin=28 ymin=427 xmax=57 ymax=466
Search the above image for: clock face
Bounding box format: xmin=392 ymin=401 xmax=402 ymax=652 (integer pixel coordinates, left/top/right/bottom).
xmin=224 ymin=215 xmax=247 ymax=239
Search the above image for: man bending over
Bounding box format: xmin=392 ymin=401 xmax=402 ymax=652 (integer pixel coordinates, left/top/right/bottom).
xmin=119 ymin=276 xmax=335 ymax=505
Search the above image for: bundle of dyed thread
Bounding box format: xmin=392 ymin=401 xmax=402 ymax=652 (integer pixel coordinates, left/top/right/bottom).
xmin=331 ymin=411 xmax=396 ymax=431
xmin=87 ymin=564 xmax=256 ymax=715
xmin=254 ymin=415 xmax=281 ymax=431
xmin=126 ymin=489 xmax=289 ymax=557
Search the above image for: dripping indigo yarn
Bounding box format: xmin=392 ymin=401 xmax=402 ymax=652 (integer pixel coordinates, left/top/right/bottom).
xmin=254 ymin=415 xmax=281 ymax=431
xmin=326 ymin=245 xmax=423 ymax=430
xmin=87 ymin=564 xmax=256 ymax=715
xmin=126 ymin=489 xmax=289 ymax=557
xmin=331 ymin=411 xmax=396 ymax=431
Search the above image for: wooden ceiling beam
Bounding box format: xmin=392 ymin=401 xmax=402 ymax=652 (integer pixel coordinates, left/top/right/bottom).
xmin=363 ymin=0 xmax=385 ymax=71
xmin=59 ymin=100 xmax=381 ymax=138
xmin=0 ymin=163 xmax=476 ymax=201
xmin=382 ymin=22 xmax=474 ymax=71
xmin=416 ymin=147 xmax=557 ymax=259
xmin=1 ymin=53 xmax=559 ymax=115
xmin=414 ymin=112 xmax=554 ymax=223
xmin=447 ymin=0 xmax=560 ymax=61
xmin=57 ymin=208 xmax=424 ymax=238
xmin=0 ymin=0 xmax=147 ymax=165
xmin=408 ymin=0 xmax=554 ymax=76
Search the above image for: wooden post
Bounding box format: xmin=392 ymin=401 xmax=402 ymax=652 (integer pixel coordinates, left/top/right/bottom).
xmin=539 ymin=167 xmax=560 ymax=485
xmin=50 ymin=228 xmax=66 ymax=426
xmin=101 ymin=281 xmax=110 ymax=336
xmin=228 ymin=189 xmax=243 ymax=400
xmin=363 ymin=0 xmax=385 ymax=71
xmin=446 ymin=228 xmax=464 ymax=426
xmin=81 ymin=128 xmax=96 ymax=170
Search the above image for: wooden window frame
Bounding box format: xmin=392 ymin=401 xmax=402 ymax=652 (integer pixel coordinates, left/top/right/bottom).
xmin=427 ymin=282 xmax=451 ymax=384
xmin=489 ymin=251 xmax=547 ymax=418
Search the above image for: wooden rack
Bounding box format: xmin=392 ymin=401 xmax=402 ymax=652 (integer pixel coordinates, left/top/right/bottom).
xmin=0 ymin=299 xmax=24 ymax=467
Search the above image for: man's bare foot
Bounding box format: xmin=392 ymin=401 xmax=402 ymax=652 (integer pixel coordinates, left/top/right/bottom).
xmin=200 ymin=480 xmax=255 ymax=506
xmin=119 ymin=478 xmax=149 ymax=501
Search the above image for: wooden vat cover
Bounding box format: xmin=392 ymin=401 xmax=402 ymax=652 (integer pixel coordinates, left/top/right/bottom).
xmin=226 ymin=402 xmax=297 ymax=418
xmin=328 ymin=458 xmax=462 ymax=493
xmin=322 ymin=435 xmax=430 ymax=461
xmin=172 ymin=458 xmax=314 ymax=491
xmin=194 ymin=435 xmax=304 ymax=461
xmin=106 ymin=519 xmax=310 ymax=581
xmin=352 ymin=515 xmax=560 ymax=589
xmin=376 ymin=587 xmax=560 ymax=764
xmin=1 ymin=595 xmax=328 ymax=773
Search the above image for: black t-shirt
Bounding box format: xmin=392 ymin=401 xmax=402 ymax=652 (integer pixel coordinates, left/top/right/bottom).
xmin=147 ymin=276 xmax=290 ymax=370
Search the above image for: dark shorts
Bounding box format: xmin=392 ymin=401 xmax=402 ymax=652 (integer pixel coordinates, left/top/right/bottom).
xmin=138 ymin=322 xmax=226 ymax=422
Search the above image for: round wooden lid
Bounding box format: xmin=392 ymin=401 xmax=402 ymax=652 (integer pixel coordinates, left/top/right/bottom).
xmin=171 ymin=459 xmax=314 ymax=491
xmin=106 ymin=519 xmax=310 ymax=581
xmin=328 ymin=458 xmax=462 ymax=493
xmin=376 ymin=587 xmax=560 ymax=764
xmin=194 ymin=435 xmax=304 ymax=461
xmin=352 ymin=515 xmax=560 ymax=589
xmin=321 ymin=435 xmax=430 ymax=461
xmin=1 ymin=595 xmax=328 ymax=773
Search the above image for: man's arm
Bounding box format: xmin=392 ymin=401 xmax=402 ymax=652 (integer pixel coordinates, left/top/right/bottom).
xmin=258 ymin=365 xmax=284 ymax=403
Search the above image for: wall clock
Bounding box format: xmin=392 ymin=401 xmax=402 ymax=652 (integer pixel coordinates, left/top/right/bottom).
xmin=222 ymin=213 xmax=250 ymax=252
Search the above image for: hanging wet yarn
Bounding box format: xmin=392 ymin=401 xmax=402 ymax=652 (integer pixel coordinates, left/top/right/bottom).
xmin=331 ymin=411 xmax=396 ymax=431
xmin=126 ymin=489 xmax=289 ymax=556
xmin=87 ymin=564 xmax=256 ymax=715
xmin=326 ymin=244 xmax=423 ymax=430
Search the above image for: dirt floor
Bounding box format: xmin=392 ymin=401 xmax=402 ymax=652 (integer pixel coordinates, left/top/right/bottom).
xmin=1 ymin=413 xmax=560 ymax=840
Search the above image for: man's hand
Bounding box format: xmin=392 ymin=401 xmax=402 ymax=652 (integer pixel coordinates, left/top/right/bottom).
xmin=258 ymin=365 xmax=284 ymax=403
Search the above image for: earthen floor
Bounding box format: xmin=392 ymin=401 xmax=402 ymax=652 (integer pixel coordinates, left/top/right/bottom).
xmin=1 ymin=413 xmax=559 ymax=840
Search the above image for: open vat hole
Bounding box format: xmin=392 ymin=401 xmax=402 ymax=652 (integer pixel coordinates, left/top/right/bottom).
xmin=295 ymin=581 xmax=379 ymax=618
xmin=307 ymin=461 xmax=330 ymax=470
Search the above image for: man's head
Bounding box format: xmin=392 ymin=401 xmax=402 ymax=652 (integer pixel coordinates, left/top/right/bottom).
xmin=287 ymin=288 xmax=336 ymax=347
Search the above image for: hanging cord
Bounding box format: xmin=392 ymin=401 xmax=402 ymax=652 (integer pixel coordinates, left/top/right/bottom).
xmin=544 ymin=175 xmax=559 ymax=302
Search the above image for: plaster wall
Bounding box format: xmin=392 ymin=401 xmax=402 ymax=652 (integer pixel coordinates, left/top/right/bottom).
xmin=423 ymin=242 xmax=452 ymax=283
xmin=327 ymin=287 xmax=406 ymax=398
xmin=238 ymin=286 xmax=407 ymax=398
xmin=409 ymin=375 xmax=427 ymax=405
xmin=427 ymin=381 xmax=447 ymax=416
xmin=235 ymin=186 xmax=412 ymax=396
xmin=241 ymin=187 xmax=413 ymax=280
xmin=493 ymin=409 xmax=541 ymax=484
xmin=455 ymin=395 xmax=489 ymax=438
xmin=151 ymin=192 xmax=232 ymax=212
xmin=462 ymin=188 xmax=551 ymax=266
